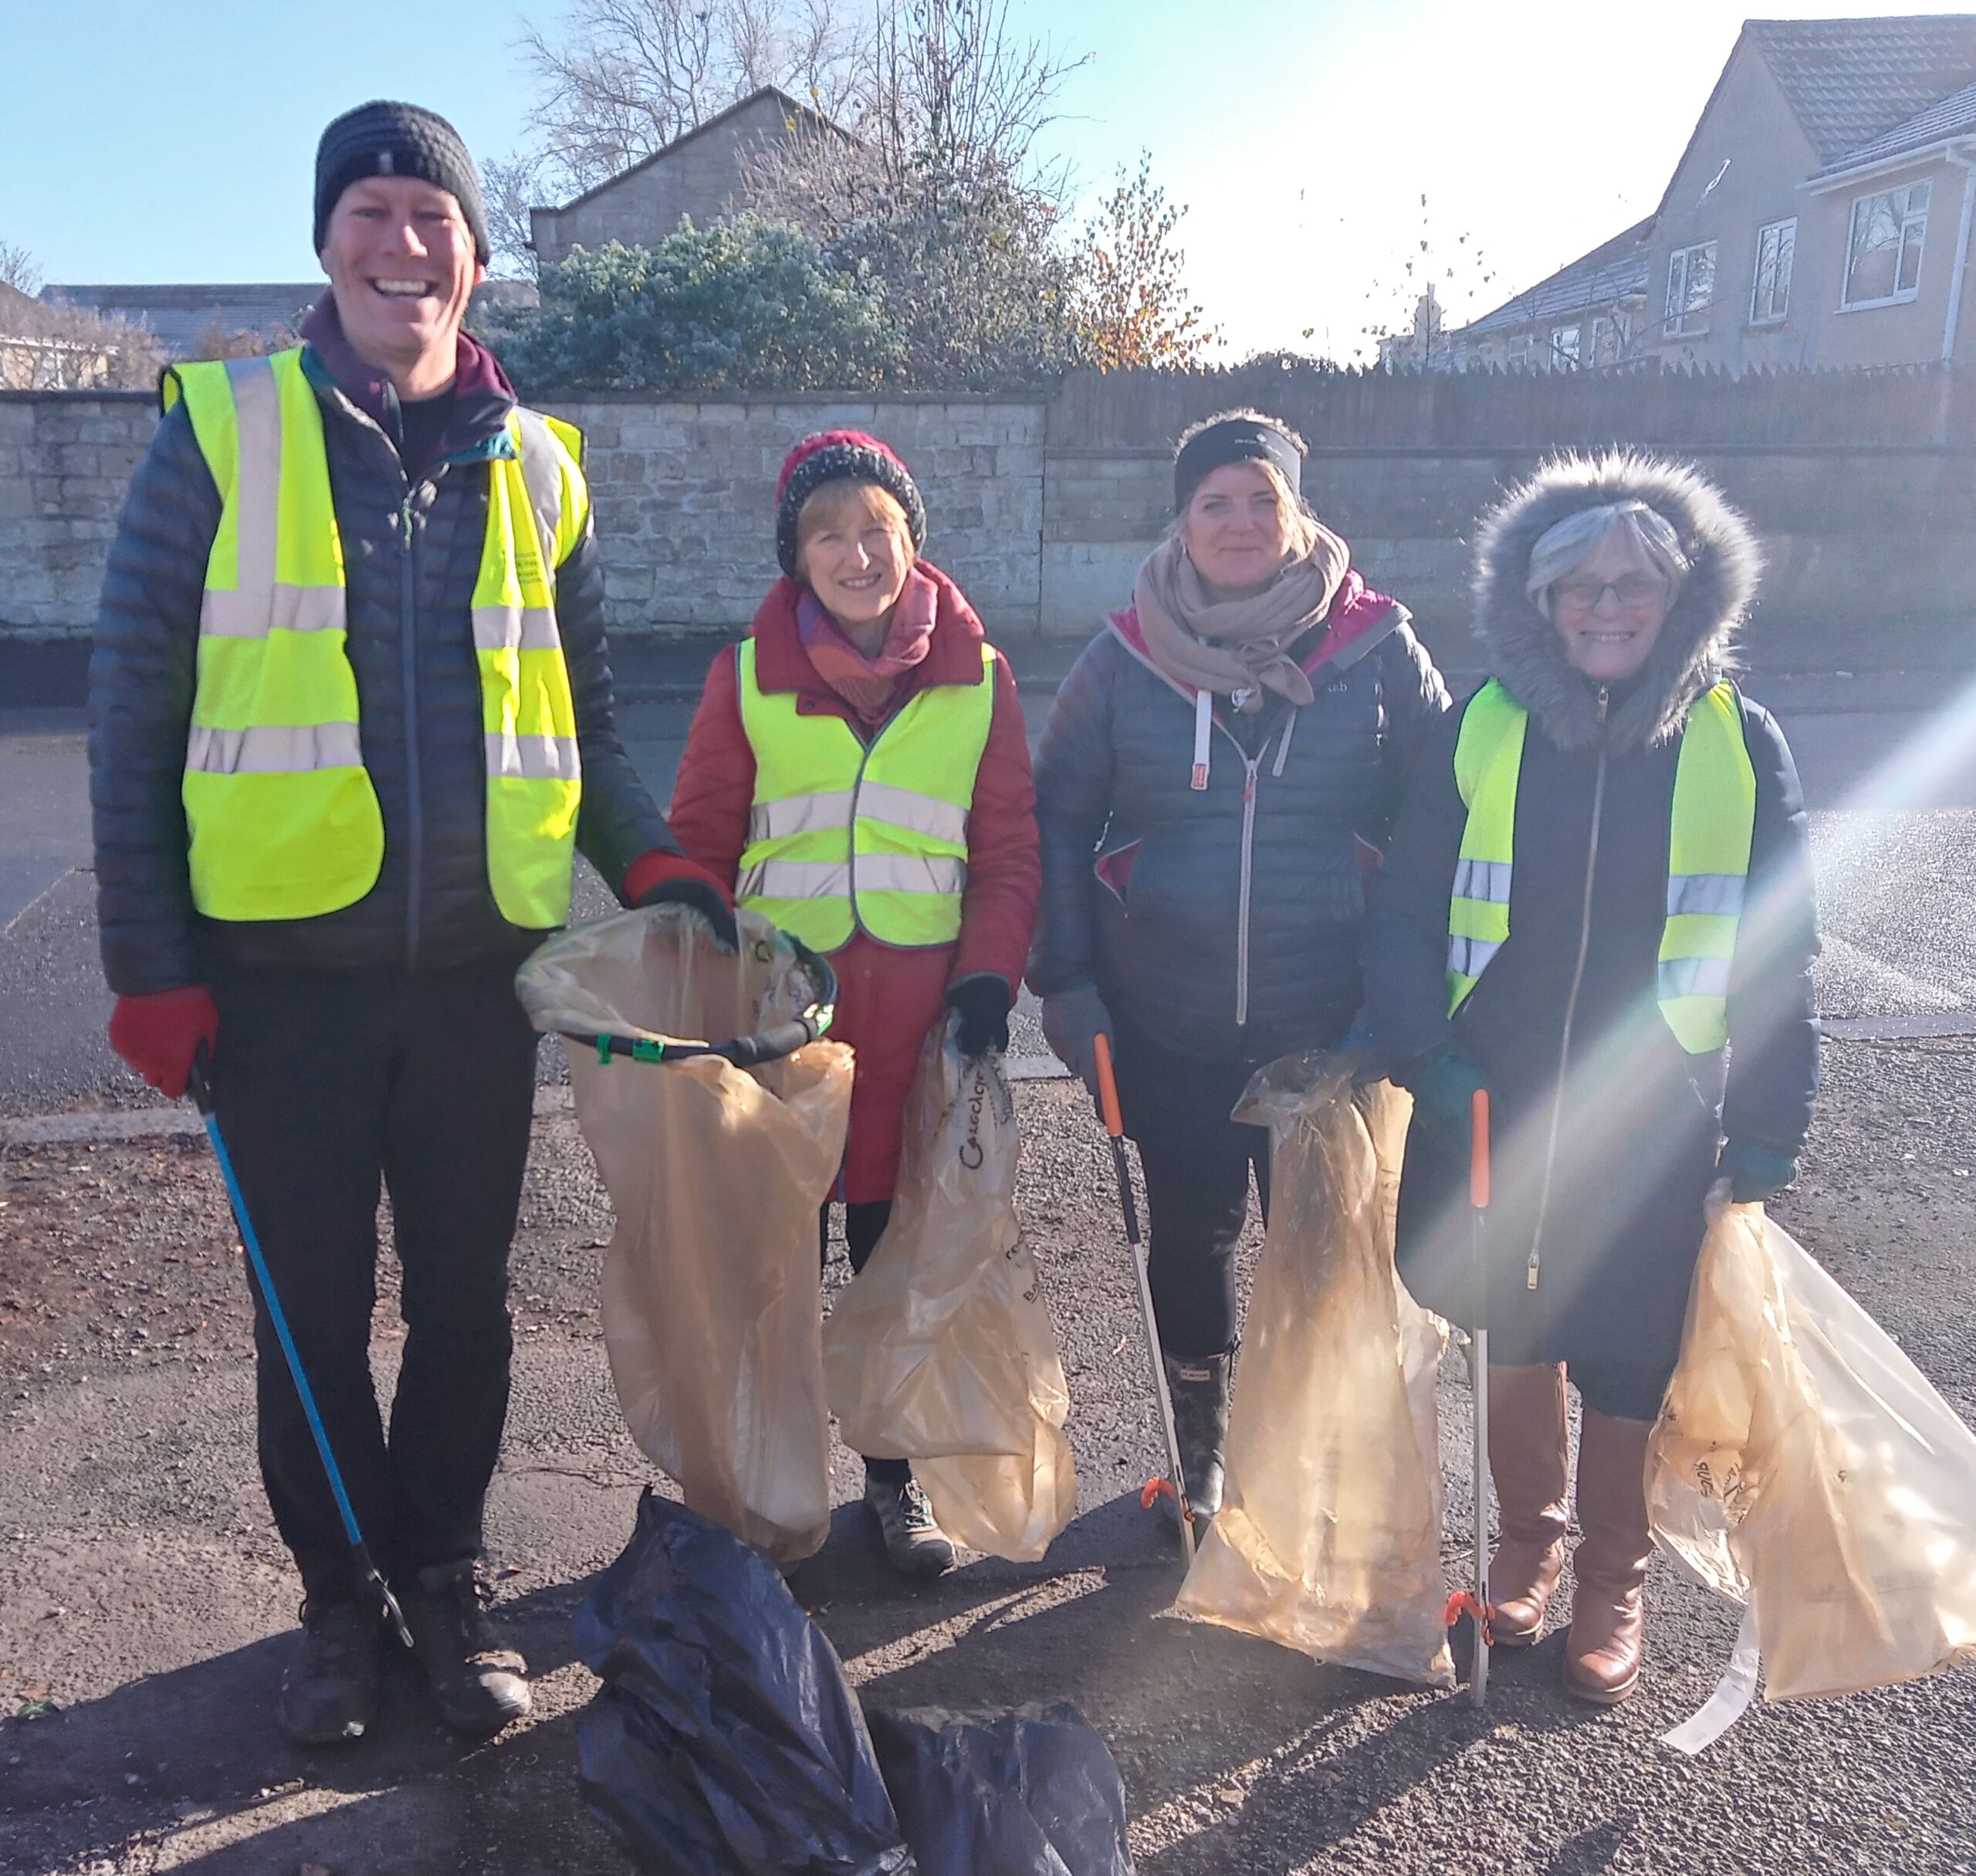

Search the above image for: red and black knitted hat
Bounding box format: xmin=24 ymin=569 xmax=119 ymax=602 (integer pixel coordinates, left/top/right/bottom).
xmin=774 ymin=430 xmax=926 ymax=578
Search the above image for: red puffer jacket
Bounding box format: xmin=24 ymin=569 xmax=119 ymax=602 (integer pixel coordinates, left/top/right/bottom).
xmin=668 ymin=565 xmax=1040 ymax=1201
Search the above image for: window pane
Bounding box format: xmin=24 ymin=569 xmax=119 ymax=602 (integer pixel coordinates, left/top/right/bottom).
xmin=1848 ymin=191 xmax=1903 ymax=302
xmin=1687 ymin=242 xmax=1716 ymax=315
xmin=1910 ymin=179 xmax=1933 ymax=215
xmin=1900 ymin=218 xmax=1925 ymax=292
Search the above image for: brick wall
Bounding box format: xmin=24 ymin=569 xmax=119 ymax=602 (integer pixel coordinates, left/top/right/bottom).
xmin=8 ymin=385 xmax=1976 ymax=683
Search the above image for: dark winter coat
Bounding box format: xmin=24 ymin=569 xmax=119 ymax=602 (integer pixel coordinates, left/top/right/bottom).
xmin=665 ymin=567 xmax=1040 ymax=1203
xmin=89 ymin=340 xmax=676 ymax=994
xmin=1362 ymin=455 xmax=1819 ymax=1417
xmin=1028 ymin=574 xmax=1450 ymax=1065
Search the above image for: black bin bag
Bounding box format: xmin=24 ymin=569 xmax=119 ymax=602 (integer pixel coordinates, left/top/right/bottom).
xmin=574 ymin=1489 xmax=915 ymax=1875
xmin=864 ymin=1705 xmax=1135 ymax=1876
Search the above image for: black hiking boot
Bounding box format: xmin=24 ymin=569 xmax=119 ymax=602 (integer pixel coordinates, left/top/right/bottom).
xmin=279 ymin=1596 xmax=381 ymax=1747
xmin=1165 ymin=1348 xmax=1234 ymax=1527
xmin=401 ymin=1562 xmax=531 ymax=1737
xmin=864 ymin=1475 xmax=957 ymax=1580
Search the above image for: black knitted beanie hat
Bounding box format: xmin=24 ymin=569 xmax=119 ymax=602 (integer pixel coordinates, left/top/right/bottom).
xmin=313 ymin=100 xmax=490 ymax=264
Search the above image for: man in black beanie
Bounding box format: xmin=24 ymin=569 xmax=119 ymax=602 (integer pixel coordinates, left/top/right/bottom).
xmin=88 ymin=101 xmax=733 ymax=1746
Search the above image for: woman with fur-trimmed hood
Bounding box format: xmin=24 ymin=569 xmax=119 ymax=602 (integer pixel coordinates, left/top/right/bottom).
xmin=1362 ymin=454 xmax=1819 ymax=1705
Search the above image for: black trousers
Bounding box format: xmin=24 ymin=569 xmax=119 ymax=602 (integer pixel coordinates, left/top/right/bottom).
xmin=208 ymin=964 xmax=538 ymax=1599
xmin=1115 ymin=1018 xmax=1272 ymax=1362
xmin=821 ymin=1199 xmax=910 ymax=1486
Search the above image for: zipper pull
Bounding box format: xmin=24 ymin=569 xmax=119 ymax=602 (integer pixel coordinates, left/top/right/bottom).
xmin=1527 ymin=1249 xmax=1541 ymax=1291
xmin=1596 ymin=685 xmax=1609 ymax=726
xmin=1243 ymin=767 xmax=1257 ymax=804
xmin=399 ymin=496 xmax=414 ymax=550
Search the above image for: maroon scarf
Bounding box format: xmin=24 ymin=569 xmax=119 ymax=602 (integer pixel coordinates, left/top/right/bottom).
xmin=796 ymin=564 xmax=939 ymax=725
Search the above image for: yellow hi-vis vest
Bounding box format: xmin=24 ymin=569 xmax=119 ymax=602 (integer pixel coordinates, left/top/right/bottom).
xmin=1446 ymin=678 xmax=1756 ymax=1054
xmin=164 ymin=347 xmax=587 ymax=929
xmin=734 ymin=638 xmax=996 ymax=951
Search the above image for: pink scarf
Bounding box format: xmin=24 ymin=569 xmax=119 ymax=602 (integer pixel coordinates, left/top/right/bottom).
xmin=796 ymin=564 xmax=938 ymax=724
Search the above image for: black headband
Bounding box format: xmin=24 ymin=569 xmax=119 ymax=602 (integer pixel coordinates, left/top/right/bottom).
xmin=1173 ymin=420 xmax=1304 ymax=513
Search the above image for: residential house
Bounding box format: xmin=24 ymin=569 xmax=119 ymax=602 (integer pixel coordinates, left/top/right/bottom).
xmin=1454 ymin=220 xmax=1654 ymax=371
xmin=1453 ymin=15 xmax=1976 ymax=372
xmin=36 ymin=281 xmax=536 ymax=361
xmin=528 ymin=86 xmax=842 ymax=266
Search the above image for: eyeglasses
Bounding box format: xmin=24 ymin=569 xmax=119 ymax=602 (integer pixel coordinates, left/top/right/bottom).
xmin=1551 ymin=576 xmax=1663 ymax=613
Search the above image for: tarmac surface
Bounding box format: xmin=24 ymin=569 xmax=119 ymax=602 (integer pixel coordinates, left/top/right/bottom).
xmin=4 ymin=692 xmax=1976 ymax=1872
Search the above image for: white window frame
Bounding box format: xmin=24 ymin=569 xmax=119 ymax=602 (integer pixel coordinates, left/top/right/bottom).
xmin=1841 ymin=181 xmax=1930 ymax=310
xmin=1506 ymin=332 xmax=1538 ymax=368
xmin=1666 ymin=241 xmax=1717 ymax=337
xmin=1590 ymin=312 xmax=1629 ymax=365
xmin=1749 ymin=217 xmax=1796 ymax=324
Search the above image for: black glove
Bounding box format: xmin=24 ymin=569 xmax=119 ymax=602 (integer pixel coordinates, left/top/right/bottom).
xmin=637 ymin=875 xmax=739 ymax=952
xmin=1717 ymin=1139 xmax=1798 ymax=1204
xmin=946 ymin=973 xmax=1012 ymax=1059
xmin=1040 ymin=984 xmax=1112 ymax=1095
xmin=1407 ymin=1048 xmax=1489 ymax=1157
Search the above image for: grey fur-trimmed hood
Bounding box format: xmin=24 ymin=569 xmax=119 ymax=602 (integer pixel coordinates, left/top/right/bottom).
xmin=1470 ymin=452 xmax=1762 ymax=752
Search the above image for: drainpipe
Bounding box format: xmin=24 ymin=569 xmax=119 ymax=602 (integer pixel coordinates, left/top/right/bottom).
xmin=1940 ymin=143 xmax=1976 ymax=364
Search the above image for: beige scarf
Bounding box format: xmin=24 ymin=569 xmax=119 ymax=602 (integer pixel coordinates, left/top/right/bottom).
xmin=1132 ymin=525 xmax=1350 ymax=711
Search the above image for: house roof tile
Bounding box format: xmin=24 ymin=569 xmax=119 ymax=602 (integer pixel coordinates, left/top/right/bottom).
xmin=1457 ymin=219 xmax=1655 ymax=340
xmin=1749 ymin=15 xmax=1976 ymax=164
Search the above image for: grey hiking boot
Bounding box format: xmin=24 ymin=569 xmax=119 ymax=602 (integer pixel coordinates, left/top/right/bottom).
xmin=1166 ymin=1348 xmax=1234 ymax=1526
xmin=401 ymin=1562 xmax=531 ymax=1737
xmin=864 ymin=1475 xmax=956 ymax=1580
xmin=279 ymin=1596 xmax=381 ymax=1747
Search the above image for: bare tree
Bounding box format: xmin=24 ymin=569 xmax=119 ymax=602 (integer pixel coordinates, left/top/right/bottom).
xmin=0 ymin=297 xmax=164 ymax=391
xmin=1 ymin=241 xmax=42 ymax=295
xmin=482 ymin=153 xmax=550 ymax=278
xmin=516 ymin=0 xmax=869 ymax=198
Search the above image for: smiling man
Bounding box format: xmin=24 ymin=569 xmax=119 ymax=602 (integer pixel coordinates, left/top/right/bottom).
xmin=87 ymin=101 xmax=732 ymax=1746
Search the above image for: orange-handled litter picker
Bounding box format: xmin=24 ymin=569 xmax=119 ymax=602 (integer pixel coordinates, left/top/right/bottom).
xmin=1091 ymin=1033 xmax=1195 ymax=1563
xmin=1468 ymin=1088 xmax=1494 ymax=1705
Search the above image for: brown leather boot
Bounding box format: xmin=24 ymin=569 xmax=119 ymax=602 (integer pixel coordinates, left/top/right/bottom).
xmin=1486 ymin=1363 xmax=1571 ymax=1645
xmin=1565 ymin=1408 xmax=1654 ymax=1704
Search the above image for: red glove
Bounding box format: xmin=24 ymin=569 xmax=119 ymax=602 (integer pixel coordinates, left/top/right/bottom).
xmin=108 ymin=987 xmax=219 ymax=1100
xmin=621 ymin=848 xmax=738 ymax=950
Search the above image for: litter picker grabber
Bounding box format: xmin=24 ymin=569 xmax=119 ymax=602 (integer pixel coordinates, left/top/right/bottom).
xmin=187 ymin=1053 xmax=412 ymax=1651
xmin=1090 ymin=1032 xmax=1195 ymax=1563
xmin=1443 ymin=1087 xmax=1495 ymax=1705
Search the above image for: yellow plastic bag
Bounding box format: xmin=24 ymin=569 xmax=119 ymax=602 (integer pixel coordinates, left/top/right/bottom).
xmin=1649 ymin=1201 xmax=1976 ymax=1701
xmin=518 ymin=906 xmax=854 ymax=1563
xmin=823 ymin=1024 xmax=1078 ymax=1562
xmin=1171 ymin=1057 xmax=1455 ymax=1688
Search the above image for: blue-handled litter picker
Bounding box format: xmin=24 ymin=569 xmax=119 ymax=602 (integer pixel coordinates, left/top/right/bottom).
xmin=188 ymin=1053 xmax=411 ymax=1650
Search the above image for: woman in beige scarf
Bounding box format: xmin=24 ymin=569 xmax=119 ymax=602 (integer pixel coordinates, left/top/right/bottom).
xmin=1027 ymin=409 xmax=1449 ymax=1528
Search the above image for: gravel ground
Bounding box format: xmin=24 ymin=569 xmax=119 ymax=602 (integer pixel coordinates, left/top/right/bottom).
xmin=2 ymin=1039 xmax=1974 ymax=1874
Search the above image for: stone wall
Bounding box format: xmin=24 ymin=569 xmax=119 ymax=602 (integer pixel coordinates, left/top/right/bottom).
xmin=0 ymin=391 xmax=154 ymax=638
xmin=8 ymin=387 xmax=1976 ymax=683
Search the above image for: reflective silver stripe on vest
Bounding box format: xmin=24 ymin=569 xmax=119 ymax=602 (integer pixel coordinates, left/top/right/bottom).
xmin=747 ymin=790 xmax=857 ymax=844
xmin=195 ymin=357 xmax=349 ymax=642
xmin=185 ymin=722 xmax=363 ymax=774
xmin=1659 ymin=956 xmax=1733 ymax=999
xmin=740 ymin=858 xmax=851 ymax=902
xmin=486 ymin=732 xmax=580 ymax=780
xmin=739 ymin=852 xmax=966 ymax=902
xmin=854 ymin=852 xmax=966 ymax=896
xmin=511 ymin=408 xmax=567 ymax=568
xmin=854 ymin=781 xmax=970 ymax=845
xmin=1666 ymin=873 xmax=1747 ymax=918
xmin=1446 ymin=934 xmax=1503 ymax=979
xmin=471 ymin=605 xmax=562 ymax=655
xmin=1453 ymin=857 xmax=1512 ymax=903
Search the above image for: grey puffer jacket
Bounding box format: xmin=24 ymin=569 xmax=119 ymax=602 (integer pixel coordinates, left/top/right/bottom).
xmin=89 ymin=346 xmax=676 ymax=994
xmin=1028 ymin=575 xmax=1450 ymax=1063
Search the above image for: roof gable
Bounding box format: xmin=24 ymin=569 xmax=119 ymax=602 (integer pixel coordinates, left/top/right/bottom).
xmin=1459 ymin=218 xmax=1655 ymax=338
xmin=536 ymin=85 xmax=843 ymax=218
xmin=1748 ymin=14 xmax=1976 ymax=164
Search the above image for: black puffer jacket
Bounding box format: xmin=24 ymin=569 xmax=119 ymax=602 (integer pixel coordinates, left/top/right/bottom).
xmin=1028 ymin=579 xmax=1449 ymax=1063
xmin=1363 ymin=454 xmax=1819 ymax=1409
xmin=89 ymin=347 xmax=676 ymax=994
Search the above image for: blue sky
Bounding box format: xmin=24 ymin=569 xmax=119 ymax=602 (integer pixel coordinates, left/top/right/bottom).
xmin=0 ymin=0 xmax=1959 ymax=357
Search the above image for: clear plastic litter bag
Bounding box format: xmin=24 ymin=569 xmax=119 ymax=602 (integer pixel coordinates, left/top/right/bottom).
xmin=1648 ymin=1200 xmax=1976 ymax=1702
xmin=824 ymin=1024 xmax=1078 ymax=1562
xmin=1171 ymin=1055 xmax=1455 ymax=1688
xmin=518 ymin=905 xmax=854 ymax=1563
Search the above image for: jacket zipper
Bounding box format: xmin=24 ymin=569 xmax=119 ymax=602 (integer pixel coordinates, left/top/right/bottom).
xmin=399 ymin=490 xmax=423 ymax=971
xmin=1524 ymin=684 xmax=1609 ymax=1291
xmin=1235 ymin=753 xmax=1260 ymax=1026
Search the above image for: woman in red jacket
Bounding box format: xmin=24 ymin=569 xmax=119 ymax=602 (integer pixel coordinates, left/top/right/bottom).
xmin=668 ymin=431 xmax=1041 ymax=1578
